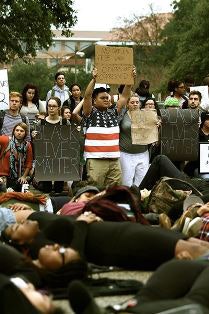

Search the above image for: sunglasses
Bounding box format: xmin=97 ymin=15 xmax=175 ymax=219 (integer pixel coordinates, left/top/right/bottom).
xmin=59 ymin=247 xmax=66 ymax=266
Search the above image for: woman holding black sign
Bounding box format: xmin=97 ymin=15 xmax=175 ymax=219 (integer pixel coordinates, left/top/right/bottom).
xmin=34 ymin=97 xmax=70 ymax=194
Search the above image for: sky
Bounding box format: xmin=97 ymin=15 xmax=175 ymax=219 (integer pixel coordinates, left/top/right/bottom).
xmin=72 ymin=0 xmax=174 ymax=31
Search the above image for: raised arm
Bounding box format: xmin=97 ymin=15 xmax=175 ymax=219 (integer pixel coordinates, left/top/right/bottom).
xmin=72 ymin=99 xmax=84 ymax=115
xmin=83 ymin=68 xmax=97 ymax=116
xmin=116 ymin=66 xmax=137 ymax=113
xmin=72 ymin=99 xmax=84 ymax=124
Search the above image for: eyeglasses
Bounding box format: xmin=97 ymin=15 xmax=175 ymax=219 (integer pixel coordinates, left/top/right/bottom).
xmin=59 ymin=247 xmax=66 ymax=266
xmin=48 ymin=105 xmax=58 ymax=108
xmin=178 ymin=85 xmax=185 ymax=89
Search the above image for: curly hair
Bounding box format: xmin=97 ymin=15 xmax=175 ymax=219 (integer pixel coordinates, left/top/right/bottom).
xmin=21 ymin=84 xmax=40 ymax=108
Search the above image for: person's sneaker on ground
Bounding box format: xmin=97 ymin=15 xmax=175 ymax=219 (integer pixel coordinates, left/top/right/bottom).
xmin=159 ymin=213 xmax=172 ymax=229
xmin=185 ymin=217 xmax=203 ymax=237
xmin=182 ymin=217 xmax=191 ymax=235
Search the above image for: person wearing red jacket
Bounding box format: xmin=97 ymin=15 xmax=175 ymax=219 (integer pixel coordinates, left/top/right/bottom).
xmin=0 ymin=122 xmax=33 ymax=191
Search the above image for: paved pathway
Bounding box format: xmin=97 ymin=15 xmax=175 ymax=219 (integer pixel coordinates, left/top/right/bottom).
xmin=54 ymin=270 xmax=152 ymax=313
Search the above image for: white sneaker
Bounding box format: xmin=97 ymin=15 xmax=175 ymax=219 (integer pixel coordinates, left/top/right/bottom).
xmin=186 ymin=217 xmax=203 ymax=237
xmin=182 ymin=217 xmax=191 ymax=235
xmin=6 ymin=187 xmax=14 ymax=192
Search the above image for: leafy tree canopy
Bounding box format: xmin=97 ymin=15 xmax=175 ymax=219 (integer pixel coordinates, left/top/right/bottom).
xmin=161 ymin=0 xmax=209 ymax=83
xmin=113 ymin=0 xmax=209 ymax=91
xmin=8 ymin=61 xmax=55 ymax=99
xmin=8 ymin=61 xmax=91 ymax=100
xmin=0 ymin=0 xmax=77 ymax=63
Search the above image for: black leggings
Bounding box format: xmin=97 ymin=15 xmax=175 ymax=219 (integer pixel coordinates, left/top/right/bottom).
xmin=128 ymin=259 xmax=209 ymax=313
xmin=139 ymin=155 xmax=189 ymax=190
xmin=38 ymin=180 xmax=64 ymax=193
xmin=139 ymin=155 xmax=209 ymax=221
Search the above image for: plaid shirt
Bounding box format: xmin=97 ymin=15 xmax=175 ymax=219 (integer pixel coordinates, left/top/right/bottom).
xmin=199 ymin=213 xmax=209 ymax=242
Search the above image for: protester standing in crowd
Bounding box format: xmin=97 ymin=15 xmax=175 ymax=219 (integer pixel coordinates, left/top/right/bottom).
xmin=0 ymin=122 xmax=33 ymax=191
xmin=46 ymin=71 xmax=70 ymax=105
xmin=60 ymin=105 xmax=83 ymax=192
xmin=20 ymin=83 xmax=46 ymax=124
xmin=164 ymin=97 xmax=181 ymax=108
xmin=184 ymin=111 xmax=209 ymax=178
xmin=141 ymin=97 xmax=161 ymax=117
xmin=61 ymin=105 xmax=72 ymax=121
xmin=182 ymin=90 xmax=204 ymax=112
xmin=135 ymin=80 xmax=154 ymax=103
xmin=0 ymin=91 xmax=30 ymax=140
xmin=61 ymin=105 xmax=82 ymax=125
xmin=82 ymin=67 xmax=135 ymax=188
xmin=165 ymin=80 xmax=188 ymax=108
xmin=119 ymin=93 xmax=150 ymax=186
xmin=141 ymin=97 xmax=162 ymax=162
xmin=63 ymin=83 xmax=83 ymax=113
xmin=34 ymin=97 xmax=70 ymax=194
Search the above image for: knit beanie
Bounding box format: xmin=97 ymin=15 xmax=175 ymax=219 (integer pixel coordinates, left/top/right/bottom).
xmin=164 ymin=97 xmax=180 ymax=108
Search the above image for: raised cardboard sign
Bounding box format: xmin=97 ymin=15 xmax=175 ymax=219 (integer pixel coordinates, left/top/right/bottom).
xmin=34 ymin=124 xmax=81 ymax=181
xmin=199 ymin=142 xmax=209 ymax=174
xmin=160 ymin=109 xmax=199 ymax=161
xmin=130 ymin=109 xmax=159 ymax=145
xmin=0 ymin=69 xmax=9 ymax=110
xmin=95 ymin=45 xmax=134 ymax=85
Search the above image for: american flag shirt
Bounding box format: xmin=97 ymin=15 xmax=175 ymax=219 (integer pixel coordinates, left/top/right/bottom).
xmin=83 ymin=106 xmax=120 ymax=159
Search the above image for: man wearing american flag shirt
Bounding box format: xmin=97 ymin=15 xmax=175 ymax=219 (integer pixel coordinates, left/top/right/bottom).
xmin=82 ymin=67 xmax=136 ymax=188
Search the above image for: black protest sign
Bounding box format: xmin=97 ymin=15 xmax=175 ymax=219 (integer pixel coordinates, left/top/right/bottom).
xmin=34 ymin=124 xmax=81 ymax=181
xmin=160 ymin=109 xmax=199 ymax=161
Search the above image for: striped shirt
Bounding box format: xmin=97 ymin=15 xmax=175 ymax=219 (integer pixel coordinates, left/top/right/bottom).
xmin=83 ymin=107 xmax=120 ymax=159
xmin=1 ymin=111 xmax=31 ymax=141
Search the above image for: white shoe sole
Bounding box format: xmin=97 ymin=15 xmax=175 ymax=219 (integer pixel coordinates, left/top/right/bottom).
xmin=186 ymin=217 xmax=203 ymax=237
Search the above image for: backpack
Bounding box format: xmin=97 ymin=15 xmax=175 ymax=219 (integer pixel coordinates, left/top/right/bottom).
xmin=0 ymin=110 xmax=27 ymax=132
xmin=50 ymin=88 xmax=71 ymax=99
xmin=147 ymin=177 xmax=202 ymax=215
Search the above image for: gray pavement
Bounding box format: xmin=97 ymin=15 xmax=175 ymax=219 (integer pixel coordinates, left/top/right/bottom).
xmin=54 ymin=270 xmax=152 ymax=313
